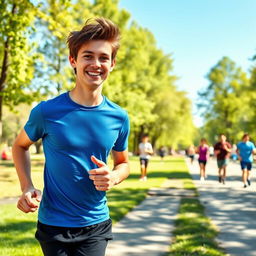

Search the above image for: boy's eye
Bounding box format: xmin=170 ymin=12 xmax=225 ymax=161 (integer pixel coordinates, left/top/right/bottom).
xmin=100 ymin=56 xmax=110 ymax=61
xmin=82 ymin=55 xmax=110 ymax=61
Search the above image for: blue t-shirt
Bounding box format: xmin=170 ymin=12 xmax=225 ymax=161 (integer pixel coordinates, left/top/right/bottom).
xmin=24 ymin=92 xmax=129 ymax=227
xmin=237 ymin=141 xmax=255 ymax=163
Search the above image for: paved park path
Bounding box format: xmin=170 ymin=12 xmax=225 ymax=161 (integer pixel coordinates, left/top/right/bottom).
xmin=106 ymin=179 xmax=194 ymax=256
xmin=187 ymin=158 xmax=256 ymax=256
xmin=105 ymin=194 xmax=178 ymax=256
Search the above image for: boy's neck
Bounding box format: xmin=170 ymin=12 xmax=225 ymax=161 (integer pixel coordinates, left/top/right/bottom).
xmin=69 ymin=86 xmax=103 ymax=107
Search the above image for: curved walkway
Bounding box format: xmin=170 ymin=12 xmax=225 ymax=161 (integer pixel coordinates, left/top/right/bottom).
xmin=187 ymin=158 xmax=256 ymax=256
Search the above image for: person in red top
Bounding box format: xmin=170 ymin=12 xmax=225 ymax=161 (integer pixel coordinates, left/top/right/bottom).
xmin=214 ymin=134 xmax=232 ymax=184
xmin=1 ymin=144 xmax=12 ymax=160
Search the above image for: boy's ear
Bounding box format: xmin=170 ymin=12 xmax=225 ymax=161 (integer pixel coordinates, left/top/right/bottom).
xmin=110 ymin=59 xmax=116 ymax=72
xmin=69 ymin=55 xmax=76 ymax=68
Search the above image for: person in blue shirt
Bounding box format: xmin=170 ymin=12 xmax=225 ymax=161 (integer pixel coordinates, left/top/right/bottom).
xmin=12 ymin=17 xmax=130 ymax=256
xmin=237 ymin=133 xmax=256 ymax=188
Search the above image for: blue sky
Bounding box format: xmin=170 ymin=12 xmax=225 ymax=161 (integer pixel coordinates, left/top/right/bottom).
xmin=119 ymin=0 xmax=256 ymax=125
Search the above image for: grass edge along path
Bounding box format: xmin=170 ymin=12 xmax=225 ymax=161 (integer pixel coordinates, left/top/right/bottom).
xmin=167 ymin=163 xmax=227 ymax=256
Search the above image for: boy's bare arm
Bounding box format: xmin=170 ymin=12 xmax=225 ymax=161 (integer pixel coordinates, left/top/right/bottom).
xmin=12 ymin=129 xmax=42 ymax=213
xmin=111 ymin=149 xmax=130 ymax=184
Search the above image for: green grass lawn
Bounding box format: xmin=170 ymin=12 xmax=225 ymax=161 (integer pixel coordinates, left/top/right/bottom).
xmin=0 ymin=155 xmax=226 ymax=256
xmin=0 ymin=154 xmax=44 ymax=198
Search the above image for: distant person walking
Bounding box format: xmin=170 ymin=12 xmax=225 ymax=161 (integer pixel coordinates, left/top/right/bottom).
xmin=214 ymin=134 xmax=231 ymax=184
xmin=139 ymin=134 xmax=153 ymax=181
xmin=197 ymin=138 xmax=209 ymax=181
xmin=236 ymin=133 xmax=256 ymax=188
xmin=188 ymin=144 xmax=196 ymax=164
xmin=209 ymin=145 xmax=214 ymax=159
xmin=159 ymin=146 xmax=166 ymax=161
xmin=1 ymin=144 xmax=12 ymax=160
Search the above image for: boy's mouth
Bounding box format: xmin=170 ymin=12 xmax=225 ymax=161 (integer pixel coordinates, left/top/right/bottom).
xmin=86 ymin=71 xmax=102 ymax=77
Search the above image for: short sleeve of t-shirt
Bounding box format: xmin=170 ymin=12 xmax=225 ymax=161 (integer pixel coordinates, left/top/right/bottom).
xmin=24 ymin=102 xmax=46 ymax=142
xmin=237 ymin=142 xmax=255 ymax=151
xmin=112 ymin=113 xmax=130 ymax=152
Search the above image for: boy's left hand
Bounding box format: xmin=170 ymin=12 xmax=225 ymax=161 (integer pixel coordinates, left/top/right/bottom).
xmin=89 ymin=155 xmax=117 ymax=191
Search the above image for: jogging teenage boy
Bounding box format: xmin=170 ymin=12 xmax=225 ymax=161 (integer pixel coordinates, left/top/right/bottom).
xmin=12 ymin=18 xmax=130 ymax=256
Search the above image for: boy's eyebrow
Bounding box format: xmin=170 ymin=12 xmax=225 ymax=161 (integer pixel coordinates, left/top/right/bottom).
xmin=82 ymin=50 xmax=93 ymax=54
xmin=81 ymin=50 xmax=110 ymax=56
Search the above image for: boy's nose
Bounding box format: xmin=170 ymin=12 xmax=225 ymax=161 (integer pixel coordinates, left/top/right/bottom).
xmin=91 ymin=58 xmax=101 ymax=67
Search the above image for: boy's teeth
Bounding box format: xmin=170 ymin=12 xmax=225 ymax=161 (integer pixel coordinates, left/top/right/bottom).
xmin=88 ymin=72 xmax=100 ymax=76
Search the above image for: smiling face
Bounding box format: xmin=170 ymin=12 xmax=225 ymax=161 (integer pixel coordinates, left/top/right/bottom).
xmin=69 ymin=40 xmax=115 ymax=90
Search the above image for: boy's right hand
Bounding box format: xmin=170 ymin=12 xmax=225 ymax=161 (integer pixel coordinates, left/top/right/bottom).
xmin=17 ymin=187 xmax=42 ymax=213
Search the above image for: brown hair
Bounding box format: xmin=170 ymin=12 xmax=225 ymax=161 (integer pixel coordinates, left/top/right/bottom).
xmin=67 ymin=17 xmax=120 ymax=61
xmin=201 ymin=138 xmax=207 ymax=144
xmin=242 ymin=133 xmax=249 ymax=140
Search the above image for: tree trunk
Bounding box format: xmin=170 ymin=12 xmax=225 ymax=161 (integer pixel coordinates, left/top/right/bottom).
xmin=137 ymin=125 xmax=146 ymax=153
xmin=0 ymin=40 xmax=9 ymax=141
xmin=0 ymin=4 xmax=16 ymax=141
xmin=151 ymin=134 xmax=158 ymax=149
xmin=132 ymin=131 xmax=139 ymax=155
xmin=0 ymin=96 xmax=2 ymax=143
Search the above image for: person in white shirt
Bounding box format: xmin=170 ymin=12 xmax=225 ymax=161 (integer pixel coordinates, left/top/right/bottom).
xmin=209 ymin=145 xmax=214 ymax=159
xmin=139 ymin=134 xmax=153 ymax=181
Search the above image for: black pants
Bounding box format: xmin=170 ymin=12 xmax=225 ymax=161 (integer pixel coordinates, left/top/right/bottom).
xmin=35 ymin=219 xmax=113 ymax=256
xmin=140 ymin=158 xmax=149 ymax=168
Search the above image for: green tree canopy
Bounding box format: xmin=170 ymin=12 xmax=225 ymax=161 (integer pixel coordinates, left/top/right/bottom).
xmin=198 ymin=56 xmax=250 ymax=143
xmin=0 ymin=0 xmax=42 ymax=139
